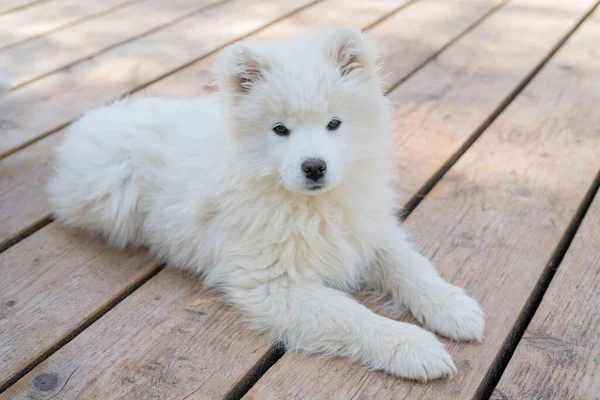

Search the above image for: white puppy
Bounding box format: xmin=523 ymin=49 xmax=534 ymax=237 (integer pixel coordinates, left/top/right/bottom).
xmin=48 ymin=26 xmax=484 ymax=380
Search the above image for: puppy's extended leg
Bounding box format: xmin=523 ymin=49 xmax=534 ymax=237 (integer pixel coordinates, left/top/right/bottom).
xmin=225 ymin=280 xmax=456 ymax=381
xmin=371 ymin=227 xmax=485 ymax=342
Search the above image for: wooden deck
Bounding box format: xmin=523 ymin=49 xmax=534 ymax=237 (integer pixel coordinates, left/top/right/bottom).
xmin=1 ymin=0 xmax=599 ymax=398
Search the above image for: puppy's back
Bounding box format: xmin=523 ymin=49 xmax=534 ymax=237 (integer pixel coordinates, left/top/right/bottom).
xmin=47 ymin=95 xmax=226 ymax=248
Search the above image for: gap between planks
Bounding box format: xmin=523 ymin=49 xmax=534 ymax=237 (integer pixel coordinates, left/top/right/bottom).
xmin=4 ymin=0 xmax=234 ymax=91
xmin=470 ymin=3 xmax=600 ymax=397
xmin=0 ymin=0 xmax=145 ymax=52
xmin=0 ymin=264 xmax=164 ymax=393
xmin=124 ymin=0 xmax=422 ymax=103
xmin=403 ymin=0 xmax=600 ymax=217
xmin=477 ymin=165 xmax=600 ymax=400
xmin=223 ymin=346 xmax=286 ymax=400
xmin=0 ymin=215 xmax=52 ymax=254
xmin=0 ymin=0 xmax=416 ymax=91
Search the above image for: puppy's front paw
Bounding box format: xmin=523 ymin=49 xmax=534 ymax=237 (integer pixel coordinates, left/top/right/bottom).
xmin=373 ymin=323 xmax=456 ymax=381
xmin=414 ymin=286 xmax=485 ymax=342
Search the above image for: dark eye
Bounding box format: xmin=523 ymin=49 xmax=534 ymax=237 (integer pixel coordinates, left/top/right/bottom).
xmin=327 ymin=118 xmax=342 ymax=131
xmin=272 ymin=123 xmax=290 ymax=136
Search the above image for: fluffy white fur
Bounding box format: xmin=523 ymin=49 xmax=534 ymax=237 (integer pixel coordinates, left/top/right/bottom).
xmin=48 ymin=26 xmax=484 ymax=381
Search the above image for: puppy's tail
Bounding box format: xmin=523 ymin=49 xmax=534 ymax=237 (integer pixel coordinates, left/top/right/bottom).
xmin=0 ymin=74 xmax=10 ymax=94
xmin=48 ymin=105 xmax=146 ymax=248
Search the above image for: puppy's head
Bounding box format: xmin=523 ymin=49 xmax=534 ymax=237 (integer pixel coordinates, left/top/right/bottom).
xmin=217 ymin=26 xmax=389 ymax=195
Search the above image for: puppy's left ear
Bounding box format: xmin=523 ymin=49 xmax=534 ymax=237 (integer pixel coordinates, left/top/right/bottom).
xmin=217 ymin=42 xmax=271 ymax=94
xmin=323 ymin=26 xmax=377 ymax=79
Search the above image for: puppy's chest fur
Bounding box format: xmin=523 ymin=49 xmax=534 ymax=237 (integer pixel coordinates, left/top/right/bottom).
xmin=211 ymin=190 xmax=381 ymax=290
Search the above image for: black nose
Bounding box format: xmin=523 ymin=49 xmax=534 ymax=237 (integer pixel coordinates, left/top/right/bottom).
xmin=301 ymin=159 xmax=327 ymax=181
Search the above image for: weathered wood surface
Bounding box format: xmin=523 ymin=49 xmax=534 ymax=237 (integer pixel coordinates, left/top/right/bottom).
xmin=493 ymin=17 xmax=600 ymax=400
xmin=0 ymin=0 xmax=318 ymax=158
xmin=0 ymin=0 xmax=139 ymax=50
xmin=0 ymin=132 xmax=61 ymax=251
xmin=0 ymin=0 xmax=225 ymax=87
xmin=243 ymin=1 xmax=600 ymax=399
xmin=388 ymin=0 xmax=599 ymax=203
xmin=0 ymin=224 xmax=158 ymax=390
xmin=494 ymin=196 xmax=600 ymax=400
xmin=1 ymin=0 xmax=599 ymax=398
xmin=0 ymin=268 xmax=276 ymax=400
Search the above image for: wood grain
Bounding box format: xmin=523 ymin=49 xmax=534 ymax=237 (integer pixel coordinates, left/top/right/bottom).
xmin=243 ymin=1 xmax=600 ymax=399
xmin=143 ymin=0 xmax=505 ymax=97
xmin=0 ymin=0 xmax=503 ymax=255
xmin=0 ymin=0 xmax=140 ymax=51
xmin=0 ymin=132 xmax=62 ymax=250
xmin=493 ymin=62 xmax=600 ymax=400
xmin=0 ymin=0 xmax=318 ymax=158
xmin=493 ymin=193 xmax=600 ymax=400
xmin=0 ymin=0 xmax=225 ymax=87
xmin=387 ymin=0 xmax=599 ymax=202
xmin=0 ymin=268 xmax=275 ymax=400
xmin=0 ymin=223 xmax=158 ymax=390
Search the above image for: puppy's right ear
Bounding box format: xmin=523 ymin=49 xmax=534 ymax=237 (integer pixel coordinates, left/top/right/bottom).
xmin=217 ymin=42 xmax=270 ymax=94
xmin=323 ymin=26 xmax=377 ymax=79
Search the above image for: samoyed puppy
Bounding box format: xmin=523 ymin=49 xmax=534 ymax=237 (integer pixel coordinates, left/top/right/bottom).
xmin=48 ymin=26 xmax=484 ymax=380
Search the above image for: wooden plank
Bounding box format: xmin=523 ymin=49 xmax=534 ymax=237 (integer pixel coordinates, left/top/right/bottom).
xmin=491 ymin=16 xmax=600 ymax=396
xmin=243 ymin=1 xmax=600 ymax=399
xmin=494 ymin=190 xmax=600 ymax=400
xmin=385 ymin=0 xmax=599 ymax=202
xmin=143 ymin=0 xmax=504 ymax=97
xmin=0 ymin=133 xmax=62 ymax=251
xmin=0 ymin=0 xmax=416 ymax=394
xmin=0 ymin=268 xmax=275 ymax=400
xmin=494 ymin=133 xmax=600 ymax=399
xmin=0 ymin=0 xmax=226 ymax=88
xmin=0 ymin=0 xmax=140 ymax=50
xmin=0 ymin=0 xmax=504 ymax=255
xmin=0 ymin=0 xmax=319 ymax=159
xmin=0 ymin=223 xmax=159 ymax=390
